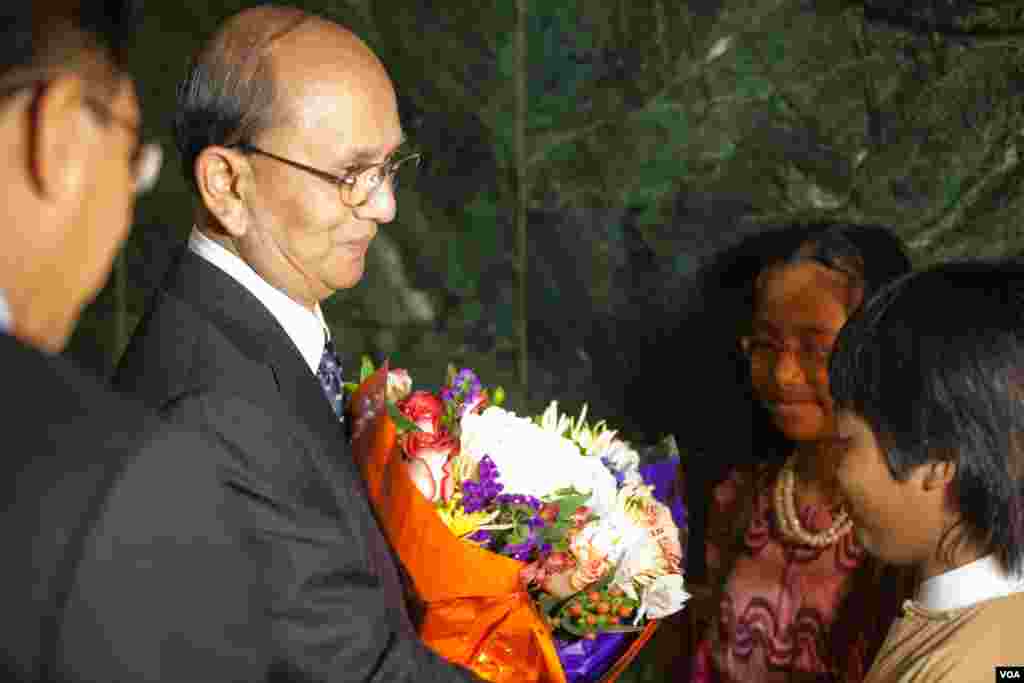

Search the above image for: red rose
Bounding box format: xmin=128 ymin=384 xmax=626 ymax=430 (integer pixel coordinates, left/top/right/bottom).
xmin=397 ymin=391 xmax=458 ymax=502
xmin=399 ymin=429 xmax=457 ymax=461
xmin=398 ymin=390 xmax=445 ymax=433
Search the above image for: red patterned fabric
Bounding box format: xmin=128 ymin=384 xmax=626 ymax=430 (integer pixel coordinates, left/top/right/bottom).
xmin=692 ymin=465 xmax=877 ymax=683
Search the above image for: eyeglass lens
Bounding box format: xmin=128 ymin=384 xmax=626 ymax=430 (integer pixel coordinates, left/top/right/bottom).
xmin=345 ymin=154 xmax=421 ymax=206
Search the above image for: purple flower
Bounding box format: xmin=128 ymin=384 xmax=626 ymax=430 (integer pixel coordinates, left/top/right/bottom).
xmin=503 ymin=531 xmax=538 ymax=562
xmin=442 ymin=368 xmax=485 ymax=418
xmin=602 ymin=455 xmax=627 ymax=486
xmin=452 ymin=368 xmax=483 ymax=395
xmin=461 ymin=455 xmax=504 ymax=513
xmin=469 ymin=529 xmax=494 ymax=548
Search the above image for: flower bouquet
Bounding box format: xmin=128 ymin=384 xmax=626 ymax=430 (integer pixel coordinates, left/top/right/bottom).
xmin=347 ymin=361 xmax=689 ymax=682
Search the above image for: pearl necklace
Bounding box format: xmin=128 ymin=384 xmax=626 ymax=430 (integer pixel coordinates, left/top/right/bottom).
xmin=773 ymin=456 xmax=853 ymax=548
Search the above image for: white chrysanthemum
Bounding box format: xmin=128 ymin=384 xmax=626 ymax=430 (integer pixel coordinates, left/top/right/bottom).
xmin=594 ymin=439 xmax=642 ymax=483
xmin=574 ymin=506 xmax=648 ymax=568
xmin=538 ymin=400 xmax=574 ymax=437
xmin=635 ymin=574 xmax=690 ymax=623
xmin=460 ymin=406 xmax=618 ymax=509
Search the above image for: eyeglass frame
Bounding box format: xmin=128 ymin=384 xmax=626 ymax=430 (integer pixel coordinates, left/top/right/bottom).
xmin=82 ymin=95 xmax=162 ymax=194
xmin=0 ymin=77 xmax=162 ymax=194
xmin=739 ymin=334 xmax=834 ymax=374
xmin=229 ymin=141 xmax=422 ymax=208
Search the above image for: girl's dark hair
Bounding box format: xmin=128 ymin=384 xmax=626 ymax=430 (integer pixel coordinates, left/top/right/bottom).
xmin=754 ymin=221 xmax=913 ymax=327
xmin=830 ymin=260 xmax=1024 ymax=575
xmin=682 ymin=222 xmax=910 ymax=580
xmin=735 ymin=222 xmax=911 ymax=461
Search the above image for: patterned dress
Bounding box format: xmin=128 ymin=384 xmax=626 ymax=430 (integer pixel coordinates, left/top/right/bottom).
xmin=690 ymin=464 xmax=897 ymax=683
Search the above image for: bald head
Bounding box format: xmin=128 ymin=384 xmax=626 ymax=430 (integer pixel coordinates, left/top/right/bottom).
xmin=174 ymin=5 xmax=392 ymax=192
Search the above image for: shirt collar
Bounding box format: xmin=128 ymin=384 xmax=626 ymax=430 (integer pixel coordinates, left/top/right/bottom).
xmin=0 ymin=288 xmax=10 ymax=334
xmin=915 ymin=554 xmax=1024 ymax=611
xmin=188 ymin=227 xmax=331 ymax=374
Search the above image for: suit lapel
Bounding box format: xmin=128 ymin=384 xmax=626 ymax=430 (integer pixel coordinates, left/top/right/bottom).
xmin=163 ymin=247 xmax=411 ymax=626
xmin=163 ymin=248 xmax=355 ymax=471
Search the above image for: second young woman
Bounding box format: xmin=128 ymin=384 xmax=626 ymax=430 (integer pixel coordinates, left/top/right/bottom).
xmin=688 ymin=222 xmax=914 ymax=683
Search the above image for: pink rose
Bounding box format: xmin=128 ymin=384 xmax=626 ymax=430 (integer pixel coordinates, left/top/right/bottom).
xmin=521 ymin=551 xmax=577 ymax=591
xmin=399 ymin=428 xmax=458 ymax=503
xmin=386 ymin=368 xmax=412 ymax=403
xmin=397 ymin=391 xmax=457 ymax=502
xmin=568 ymin=537 xmax=612 ymax=591
xmin=570 ymin=506 xmax=594 ymax=529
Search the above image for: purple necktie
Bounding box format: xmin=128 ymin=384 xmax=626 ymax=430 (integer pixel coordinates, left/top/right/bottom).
xmin=316 ymin=337 xmax=345 ymax=421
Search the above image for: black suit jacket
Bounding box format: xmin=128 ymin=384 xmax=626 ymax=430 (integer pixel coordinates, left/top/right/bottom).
xmin=114 ymin=247 xmax=477 ymax=682
xmin=0 ymin=332 xmax=277 ymax=682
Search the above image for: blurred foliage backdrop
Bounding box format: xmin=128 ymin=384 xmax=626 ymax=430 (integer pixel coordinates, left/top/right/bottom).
xmin=65 ymin=1 xmax=1024 ymax=679
xmin=71 ymin=1 xmax=1024 ymax=456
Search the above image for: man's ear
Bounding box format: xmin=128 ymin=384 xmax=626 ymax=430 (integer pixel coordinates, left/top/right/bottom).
xmin=195 ymin=147 xmax=250 ymax=237
xmin=32 ymin=75 xmax=96 ymax=199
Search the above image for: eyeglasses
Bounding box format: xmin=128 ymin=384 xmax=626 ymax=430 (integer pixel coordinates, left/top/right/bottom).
xmin=740 ymin=335 xmax=832 ymax=374
xmin=0 ymin=78 xmax=162 ymax=195
xmin=82 ymin=96 xmax=162 ymax=195
xmin=231 ymin=142 xmax=422 ymax=208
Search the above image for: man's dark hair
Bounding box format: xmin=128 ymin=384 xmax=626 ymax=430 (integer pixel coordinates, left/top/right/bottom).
xmin=173 ymin=7 xmax=311 ymax=191
xmin=0 ymin=1 xmax=141 ymax=95
xmin=830 ymin=260 xmax=1024 ymax=575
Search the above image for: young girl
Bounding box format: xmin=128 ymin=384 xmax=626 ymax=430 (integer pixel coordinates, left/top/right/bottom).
xmin=687 ymin=222 xmax=914 ymax=683
xmin=829 ymin=261 xmax=1024 ymax=682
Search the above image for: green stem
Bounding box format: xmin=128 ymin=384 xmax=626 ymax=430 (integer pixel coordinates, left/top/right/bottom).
xmin=514 ymin=0 xmax=529 ymax=400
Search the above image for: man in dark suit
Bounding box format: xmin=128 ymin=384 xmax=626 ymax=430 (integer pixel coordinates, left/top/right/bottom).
xmin=114 ymin=5 xmax=479 ymax=681
xmin=0 ymin=2 xmax=281 ymax=680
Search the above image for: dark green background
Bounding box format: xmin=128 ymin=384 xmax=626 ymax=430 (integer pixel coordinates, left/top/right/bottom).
xmin=66 ymin=3 xmax=1024 ymax=676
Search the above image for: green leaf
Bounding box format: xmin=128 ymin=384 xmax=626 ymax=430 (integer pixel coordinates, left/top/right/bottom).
xmin=553 ymin=492 xmax=593 ymax=523
xmin=386 ymin=402 xmax=422 ymax=434
xmin=507 ymin=527 xmax=528 ymax=545
xmin=536 ymin=592 xmax=564 ymax=616
xmin=359 ymin=355 xmax=376 ymax=382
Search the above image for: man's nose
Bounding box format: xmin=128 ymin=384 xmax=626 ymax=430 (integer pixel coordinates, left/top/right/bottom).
xmin=354 ymin=180 xmax=397 ymax=224
xmin=772 ymin=349 xmax=805 ymax=386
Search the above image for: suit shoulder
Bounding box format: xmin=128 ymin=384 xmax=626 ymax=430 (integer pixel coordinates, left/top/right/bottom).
xmin=115 ymin=290 xmax=270 ymax=407
xmin=1 ymin=334 xmax=151 ymax=434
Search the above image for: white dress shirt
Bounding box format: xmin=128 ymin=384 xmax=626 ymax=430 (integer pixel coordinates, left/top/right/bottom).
xmin=0 ymin=288 xmax=10 ymax=334
xmin=914 ymin=554 xmax=1024 ymax=611
xmin=188 ymin=227 xmax=331 ymax=375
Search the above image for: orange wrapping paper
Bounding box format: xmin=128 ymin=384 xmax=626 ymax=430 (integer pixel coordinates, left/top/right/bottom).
xmin=350 ymin=367 xmax=566 ymax=682
xmin=349 ymin=367 xmax=660 ymax=682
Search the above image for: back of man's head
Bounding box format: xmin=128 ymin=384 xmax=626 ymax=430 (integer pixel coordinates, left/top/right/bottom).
xmin=0 ymin=1 xmax=140 ymax=93
xmin=0 ymin=1 xmax=145 ymax=353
